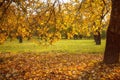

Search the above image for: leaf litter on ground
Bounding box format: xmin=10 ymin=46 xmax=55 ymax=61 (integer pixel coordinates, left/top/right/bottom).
xmin=0 ymin=53 xmax=120 ymax=80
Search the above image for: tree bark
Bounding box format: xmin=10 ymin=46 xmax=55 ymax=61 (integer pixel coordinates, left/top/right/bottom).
xmin=103 ymin=0 xmax=120 ymax=64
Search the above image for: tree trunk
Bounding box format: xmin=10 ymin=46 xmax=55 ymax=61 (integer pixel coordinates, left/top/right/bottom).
xmin=94 ymin=31 xmax=101 ymax=45
xmin=17 ymin=35 xmax=23 ymax=43
xmin=103 ymin=0 xmax=120 ymax=64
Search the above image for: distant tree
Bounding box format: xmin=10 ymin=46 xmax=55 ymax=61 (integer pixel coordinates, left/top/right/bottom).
xmin=94 ymin=30 xmax=101 ymax=45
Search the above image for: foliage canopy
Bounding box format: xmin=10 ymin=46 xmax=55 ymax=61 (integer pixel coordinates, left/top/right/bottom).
xmin=0 ymin=0 xmax=111 ymax=44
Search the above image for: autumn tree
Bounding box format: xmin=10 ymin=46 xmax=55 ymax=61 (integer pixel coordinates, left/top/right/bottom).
xmin=0 ymin=0 xmax=110 ymax=44
xmin=103 ymin=0 xmax=120 ymax=64
xmin=0 ymin=0 xmax=31 ymax=43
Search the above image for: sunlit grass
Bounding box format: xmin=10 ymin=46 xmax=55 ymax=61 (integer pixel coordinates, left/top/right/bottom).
xmin=0 ymin=39 xmax=106 ymax=53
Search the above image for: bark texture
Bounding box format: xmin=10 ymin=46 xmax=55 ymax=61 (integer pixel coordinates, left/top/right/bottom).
xmin=103 ymin=0 xmax=120 ymax=64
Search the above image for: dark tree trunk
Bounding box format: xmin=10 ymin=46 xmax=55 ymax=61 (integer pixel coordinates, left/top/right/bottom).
xmin=94 ymin=31 xmax=101 ymax=45
xmin=74 ymin=34 xmax=78 ymax=40
xmin=103 ymin=0 xmax=120 ymax=64
xmin=17 ymin=35 xmax=23 ymax=43
xmin=19 ymin=36 xmax=23 ymax=43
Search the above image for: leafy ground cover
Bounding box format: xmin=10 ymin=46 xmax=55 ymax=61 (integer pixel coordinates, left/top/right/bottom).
xmin=0 ymin=53 xmax=120 ymax=80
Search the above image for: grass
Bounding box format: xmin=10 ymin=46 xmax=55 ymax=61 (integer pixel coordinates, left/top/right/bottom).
xmin=0 ymin=39 xmax=106 ymax=53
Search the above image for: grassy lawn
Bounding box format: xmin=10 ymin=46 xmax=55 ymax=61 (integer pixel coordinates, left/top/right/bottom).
xmin=0 ymin=39 xmax=106 ymax=53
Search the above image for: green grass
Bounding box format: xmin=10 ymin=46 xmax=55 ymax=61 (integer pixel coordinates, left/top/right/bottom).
xmin=0 ymin=39 xmax=106 ymax=53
